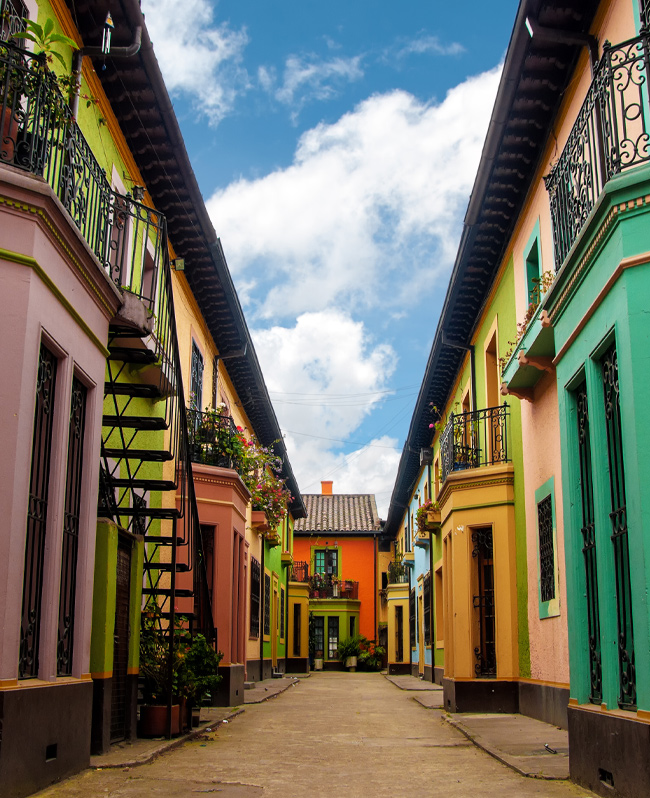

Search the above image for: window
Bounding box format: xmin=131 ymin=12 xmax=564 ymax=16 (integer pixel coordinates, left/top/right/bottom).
xmin=0 ymin=0 xmax=28 ymax=41
xmin=190 ymin=341 xmax=204 ymax=411
xmin=535 ymin=478 xmax=558 ymax=619
xmin=525 ymin=236 xmax=541 ymax=304
xmin=313 ymin=616 xmax=324 ymax=656
xmin=314 ymin=549 xmax=338 ymax=576
xmin=20 ymin=343 xmax=58 ymax=678
xmin=434 ymin=567 xmax=444 ymax=646
xmin=293 ymin=604 xmax=301 ymax=657
xmin=395 ymin=605 xmax=404 ymax=662
xmin=263 ymin=572 xmax=271 ymax=636
xmin=538 ymin=496 xmax=554 ymax=601
xmin=280 ymin=587 xmax=285 ymax=640
xmin=250 ymin=557 xmax=260 ymax=637
xmin=601 ymin=342 xmax=635 ymax=709
xmin=409 ymin=588 xmax=416 ymax=649
xmin=57 ymin=375 xmax=87 ymax=676
xmin=423 ymin=572 xmax=432 ymax=646
xmin=211 ymin=356 xmax=219 ymax=409
xmin=349 ymin=616 xmax=356 ymax=637
xmin=574 ymin=379 xmax=601 ymax=703
xmin=472 ymin=527 xmax=496 ymax=677
xmin=327 ymin=616 xmax=339 ymax=659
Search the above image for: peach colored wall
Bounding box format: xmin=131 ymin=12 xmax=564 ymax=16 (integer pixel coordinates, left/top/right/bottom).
xmin=0 ymin=170 xmax=121 ymax=682
xmin=293 ymin=535 xmax=378 ymax=640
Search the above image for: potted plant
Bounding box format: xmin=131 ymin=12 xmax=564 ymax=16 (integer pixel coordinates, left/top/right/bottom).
xmin=177 ymin=633 xmax=222 ymax=727
xmin=416 ymin=500 xmax=441 ymax=534
xmin=337 ymin=635 xmax=362 ymax=671
xmin=357 ymin=638 xmax=386 ymax=672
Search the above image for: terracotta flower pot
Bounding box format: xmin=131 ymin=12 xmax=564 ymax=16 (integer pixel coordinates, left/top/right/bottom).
xmin=138 ymin=704 xmax=181 ymax=737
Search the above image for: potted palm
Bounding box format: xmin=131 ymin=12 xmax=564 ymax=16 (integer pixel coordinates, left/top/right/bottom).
xmin=338 ymin=635 xmax=362 ymax=671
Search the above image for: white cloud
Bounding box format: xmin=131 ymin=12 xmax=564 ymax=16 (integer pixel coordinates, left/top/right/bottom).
xmin=141 ymin=0 xmax=249 ymax=125
xmin=393 ymin=34 xmax=465 ymax=59
xmin=209 ymin=65 xmax=502 ymax=320
xmin=259 ymin=53 xmax=364 ymax=121
xmin=250 ymin=310 xmax=400 ymax=514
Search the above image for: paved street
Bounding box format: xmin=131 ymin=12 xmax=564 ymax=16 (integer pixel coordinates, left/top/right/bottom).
xmin=34 ymin=673 xmax=595 ymax=798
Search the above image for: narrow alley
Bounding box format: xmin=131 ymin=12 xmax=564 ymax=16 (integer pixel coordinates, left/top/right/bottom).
xmin=33 ymin=673 xmax=594 ymax=798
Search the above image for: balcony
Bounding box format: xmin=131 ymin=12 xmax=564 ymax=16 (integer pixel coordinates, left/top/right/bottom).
xmin=291 ymin=561 xmax=309 ymax=583
xmin=440 ymin=404 xmax=510 ymax=484
xmin=387 ymin=561 xmax=409 ymax=585
xmin=544 ymin=34 xmax=650 ymax=271
xmin=0 ymin=40 xmax=167 ymax=308
xmin=309 ymin=575 xmax=359 ymax=600
xmin=187 ymin=408 xmax=241 ymax=470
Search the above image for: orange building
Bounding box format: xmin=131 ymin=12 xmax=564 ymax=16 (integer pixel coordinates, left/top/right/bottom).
xmin=292 ymin=482 xmax=384 ymax=666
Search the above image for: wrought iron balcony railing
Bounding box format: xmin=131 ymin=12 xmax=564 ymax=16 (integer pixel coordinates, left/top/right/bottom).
xmin=186 ymin=407 xmax=241 ymax=470
xmin=440 ymin=404 xmax=510 ymax=484
xmin=0 ymin=40 xmax=166 ymax=310
xmin=309 ymin=575 xmax=359 ymax=600
xmin=0 ymin=0 xmax=28 ymax=42
xmin=291 ymin=560 xmax=309 ymax=583
xmin=387 ymin=561 xmax=409 ymax=584
xmin=545 ymin=34 xmax=650 ymax=269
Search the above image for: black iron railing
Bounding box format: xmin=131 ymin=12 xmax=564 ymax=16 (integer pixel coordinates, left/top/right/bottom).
xmin=186 ymin=407 xmax=241 ymax=469
xmin=291 ymin=560 xmax=309 ymax=583
xmin=545 ymin=34 xmax=650 ymax=269
xmin=387 ymin=561 xmax=409 ymax=584
xmin=0 ymin=41 xmax=166 ymax=308
xmin=309 ymin=575 xmax=359 ymax=600
xmin=440 ymin=404 xmax=510 ymax=483
xmin=0 ymin=0 xmax=28 ymax=42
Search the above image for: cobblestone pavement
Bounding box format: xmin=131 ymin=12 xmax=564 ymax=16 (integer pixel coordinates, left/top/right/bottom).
xmin=34 ymin=672 xmax=596 ymax=798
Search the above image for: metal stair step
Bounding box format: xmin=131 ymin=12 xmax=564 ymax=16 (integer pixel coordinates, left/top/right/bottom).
xmin=108 ymin=347 xmax=158 ymax=365
xmin=144 ymin=562 xmax=190 ymax=572
xmin=103 ymin=415 xmax=168 ymax=431
xmin=117 ymin=507 xmax=180 ymax=520
xmin=142 ymin=588 xmax=194 ymax=598
xmin=105 ymin=382 xmax=162 ymax=399
xmin=107 ymin=478 xmax=177 ymax=491
xmin=102 ymin=448 xmax=174 ymax=462
xmin=109 ymin=325 xmax=149 ymax=340
xmin=144 ymin=535 xmax=184 ymax=545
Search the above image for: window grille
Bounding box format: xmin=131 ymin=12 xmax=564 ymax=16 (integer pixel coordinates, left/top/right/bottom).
xmin=19 ymin=343 xmax=57 ymax=678
xmin=263 ymin=572 xmax=271 ymax=636
xmin=250 ymin=557 xmax=260 ymax=637
xmin=293 ymin=604 xmax=301 ymax=657
xmin=409 ymin=588 xmax=416 ymax=649
xmin=57 ymin=376 xmax=87 ymax=675
xmin=280 ymin=586 xmax=285 ymax=639
xmin=211 ymin=355 xmax=218 ymax=409
xmin=190 ymin=341 xmax=204 ymax=410
xmin=327 ymin=616 xmax=339 ymax=659
xmin=472 ymin=527 xmax=496 ymax=677
xmin=313 ymin=616 xmax=324 ymax=656
xmin=423 ymin=572 xmax=432 ymax=646
xmin=602 ymin=343 xmax=635 ymax=709
xmin=0 ymin=0 xmax=28 ymax=41
xmin=576 ymin=381 xmax=602 ymax=704
xmin=537 ymin=496 xmax=555 ymax=603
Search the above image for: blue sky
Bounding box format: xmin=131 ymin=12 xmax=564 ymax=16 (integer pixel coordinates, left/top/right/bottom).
xmin=141 ymin=0 xmax=519 ymax=515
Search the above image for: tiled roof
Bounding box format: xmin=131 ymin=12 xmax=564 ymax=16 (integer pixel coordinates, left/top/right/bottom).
xmin=294 ymin=494 xmax=382 ymax=535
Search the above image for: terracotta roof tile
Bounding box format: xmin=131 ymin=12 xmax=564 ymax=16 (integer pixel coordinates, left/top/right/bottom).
xmin=294 ymin=494 xmax=382 ymax=535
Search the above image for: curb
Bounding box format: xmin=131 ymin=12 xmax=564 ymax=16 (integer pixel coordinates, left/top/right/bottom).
xmin=443 ymin=715 xmax=568 ymax=781
xmin=91 ymin=708 xmax=245 ymax=770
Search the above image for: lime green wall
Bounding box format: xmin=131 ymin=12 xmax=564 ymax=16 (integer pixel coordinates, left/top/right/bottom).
xmin=90 ymin=521 xmax=118 ymax=674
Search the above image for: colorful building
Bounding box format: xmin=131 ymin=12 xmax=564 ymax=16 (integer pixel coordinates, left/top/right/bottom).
xmin=292 ymin=482 xmax=383 ymax=668
xmin=0 ymin=0 xmax=304 ymax=793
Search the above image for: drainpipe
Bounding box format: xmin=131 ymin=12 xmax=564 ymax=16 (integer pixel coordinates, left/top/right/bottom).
xmin=373 ymin=533 xmax=378 ymax=641
xmin=71 ymin=25 xmax=142 ymax=119
xmin=442 ymin=333 xmax=477 ymax=413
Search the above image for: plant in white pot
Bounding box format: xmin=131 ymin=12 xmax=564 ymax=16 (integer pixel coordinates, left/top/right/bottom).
xmin=337 ymin=635 xmax=362 ymax=672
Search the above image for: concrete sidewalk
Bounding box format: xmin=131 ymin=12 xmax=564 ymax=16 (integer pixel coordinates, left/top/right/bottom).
xmin=89 ymin=676 xmax=299 ymax=769
xmin=445 ymin=712 xmax=570 ymax=780
xmin=383 ymin=674 xmax=568 ymax=779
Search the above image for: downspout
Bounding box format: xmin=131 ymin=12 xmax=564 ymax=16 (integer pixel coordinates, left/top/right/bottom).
xmin=71 ymin=26 xmax=142 ymax=119
xmin=373 ymin=533 xmax=377 ymax=641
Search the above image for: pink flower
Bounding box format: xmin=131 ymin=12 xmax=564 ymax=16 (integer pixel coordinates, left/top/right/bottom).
xmin=429 ymin=423 xmax=434 ymax=428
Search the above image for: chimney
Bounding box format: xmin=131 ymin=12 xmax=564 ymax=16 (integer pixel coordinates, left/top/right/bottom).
xmin=321 ymin=480 xmax=333 ymax=496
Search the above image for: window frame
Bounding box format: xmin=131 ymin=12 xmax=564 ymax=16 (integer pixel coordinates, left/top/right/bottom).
xmin=535 ymin=477 xmax=560 ymax=619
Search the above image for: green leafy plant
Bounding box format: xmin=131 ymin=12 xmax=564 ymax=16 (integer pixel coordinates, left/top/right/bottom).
xmin=357 ymin=638 xmax=385 ymax=672
xmin=13 ymin=18 xmax=78 ymax=71
xmin=337 ymin=635 xmax=363 ymax=661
